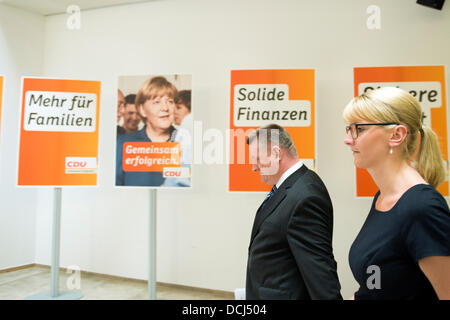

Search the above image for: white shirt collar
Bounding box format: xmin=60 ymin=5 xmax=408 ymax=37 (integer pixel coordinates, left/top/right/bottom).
xmin=275 ymin=160 xmax=303 ymax=189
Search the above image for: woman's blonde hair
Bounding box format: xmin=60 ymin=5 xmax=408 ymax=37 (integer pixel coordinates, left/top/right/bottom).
xmin=343 ymin=86 xmax=446 ymax=188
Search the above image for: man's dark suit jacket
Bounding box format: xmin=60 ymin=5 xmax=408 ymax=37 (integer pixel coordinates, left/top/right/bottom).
xmin=246 ymin=164 xmax=342 ymax=300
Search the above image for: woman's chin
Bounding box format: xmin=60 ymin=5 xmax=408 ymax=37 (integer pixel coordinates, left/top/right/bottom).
xmin=353 ymin=159 xmax=365 ymax=169
xmin=156 ymin=121 xmax=172 ymax=130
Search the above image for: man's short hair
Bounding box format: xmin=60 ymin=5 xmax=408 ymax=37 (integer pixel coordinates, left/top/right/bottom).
xmin=246 ymin=123 xmax=298 ymax=157
xmin=175 ymin=90 xmax=191 ymax=112
xmin=124 ymin=94 xmax=136 ymax=105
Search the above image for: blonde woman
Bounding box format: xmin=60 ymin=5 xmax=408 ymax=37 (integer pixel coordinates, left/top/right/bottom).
xmin=343 ymin=87 xmax=450 ymax=300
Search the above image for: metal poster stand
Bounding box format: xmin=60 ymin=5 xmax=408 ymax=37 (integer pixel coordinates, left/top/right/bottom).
xmin=148 ymin=189 xmax=157 ymax=300
xmin=26 ymin=188 xmax=83 ymax=300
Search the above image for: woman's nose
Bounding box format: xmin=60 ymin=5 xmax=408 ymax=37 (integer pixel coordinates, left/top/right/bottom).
xmin=161 ymin=101 xmax=169 ymax=110
xmin=344 ymin=131 xmax=354 ymax=146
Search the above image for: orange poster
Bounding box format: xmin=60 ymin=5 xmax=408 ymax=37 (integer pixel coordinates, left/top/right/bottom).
xmin=18 ymin=77 xmax=101 ymax=186
xmin=0 ymin=75 xmax=3 ymax=137
xmin=229 ymin=69 xmax=315 ymax=192
xmin=354 ymin=66 xmax=448 ymax=197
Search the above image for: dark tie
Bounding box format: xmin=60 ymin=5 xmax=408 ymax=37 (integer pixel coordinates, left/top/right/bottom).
xmin=260 ymin=185 xmax=277 ymax=210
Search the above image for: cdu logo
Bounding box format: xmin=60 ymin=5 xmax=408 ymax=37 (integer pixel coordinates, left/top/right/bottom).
xmin=163 ymin=167 xmax=190 ymax=178
xmin=65 ymin=157 xmax=97 ymax=174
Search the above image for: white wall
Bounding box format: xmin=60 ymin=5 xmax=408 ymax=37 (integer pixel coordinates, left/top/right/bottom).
xmin=0 ymin=4 xmax=45 ymax=269
xmin=15 ymin=0 xmax=450 ymax=298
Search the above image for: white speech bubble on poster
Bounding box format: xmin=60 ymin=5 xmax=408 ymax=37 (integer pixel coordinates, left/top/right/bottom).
xmin=358 ymin=82 xmax=442 ymax=127
xmin=24 ymin=91 xmax=97 ymax=132
xmin=234 ymin=84 xmax=311 ymax=127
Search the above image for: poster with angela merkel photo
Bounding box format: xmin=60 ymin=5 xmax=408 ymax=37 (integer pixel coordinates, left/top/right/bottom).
xmin=115 ymin=74 xmax=192 ymax=188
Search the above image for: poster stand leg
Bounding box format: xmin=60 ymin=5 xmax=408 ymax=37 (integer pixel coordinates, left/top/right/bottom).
xmin=26 ymin=187 xmax=83 ymax=300
xmin=148 ymin=189 xmax=157 ymax=300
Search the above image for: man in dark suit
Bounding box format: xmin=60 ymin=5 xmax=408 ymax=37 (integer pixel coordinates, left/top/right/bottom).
xmin=246 ymin=124 xmax=342 ymax=300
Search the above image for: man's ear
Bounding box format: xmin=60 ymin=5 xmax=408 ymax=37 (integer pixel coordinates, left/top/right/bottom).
xmin=389 ymin=124 xmax=408 ymax=148
xmin=272 ymin=145 xmax=281 ymax=160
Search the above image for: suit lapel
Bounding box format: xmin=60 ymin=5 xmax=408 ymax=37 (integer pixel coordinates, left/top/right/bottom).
xmin=249 ymin=165 xmax=309 ymax=249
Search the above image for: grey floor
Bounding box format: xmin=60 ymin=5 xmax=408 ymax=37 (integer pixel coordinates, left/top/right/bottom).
xmin=0 ymin=265 xmax=234 ymax=300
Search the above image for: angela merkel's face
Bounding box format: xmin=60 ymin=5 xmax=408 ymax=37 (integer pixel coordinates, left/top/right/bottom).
xmin=139 ymin=94 xmax=175 ymax=131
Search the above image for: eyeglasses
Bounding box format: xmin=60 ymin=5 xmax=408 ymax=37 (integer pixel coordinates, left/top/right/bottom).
xmin=345 ymin=123 xmax=398 ymax=140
